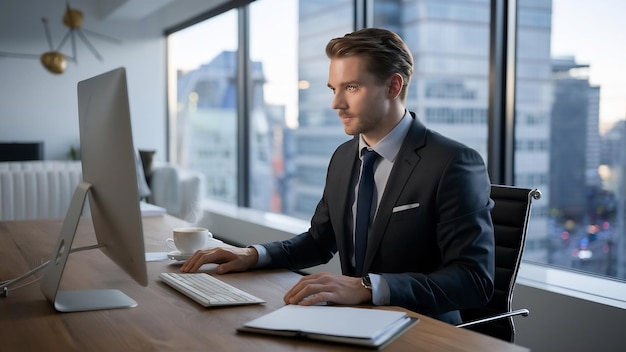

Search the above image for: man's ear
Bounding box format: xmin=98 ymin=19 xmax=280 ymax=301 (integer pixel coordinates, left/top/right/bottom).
xmin=387 ymin=73 xmax=404 ymax=100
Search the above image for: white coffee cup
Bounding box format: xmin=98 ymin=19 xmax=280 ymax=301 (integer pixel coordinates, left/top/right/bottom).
xmin=165 ymin=227 xmax=212 ymax=255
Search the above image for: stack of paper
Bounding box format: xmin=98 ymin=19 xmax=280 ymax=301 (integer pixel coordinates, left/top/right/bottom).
xmin=140 ymin=201 xmax=167 ymax=216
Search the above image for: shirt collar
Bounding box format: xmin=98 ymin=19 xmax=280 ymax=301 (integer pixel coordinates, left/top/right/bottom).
xmin=358 ymin=110 xmax=411 ymax=162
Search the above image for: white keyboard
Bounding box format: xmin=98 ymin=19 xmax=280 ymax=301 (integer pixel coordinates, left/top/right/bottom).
xmin=159 ymin=272 xmax=265 ymax=307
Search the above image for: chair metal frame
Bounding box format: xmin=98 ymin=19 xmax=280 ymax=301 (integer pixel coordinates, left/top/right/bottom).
xmin=457 ymin=185 xmax=541 ymax=342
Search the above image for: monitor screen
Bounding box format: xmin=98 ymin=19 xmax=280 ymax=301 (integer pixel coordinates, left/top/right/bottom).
xmin=40 ymin=67 xmax=148 ymax=312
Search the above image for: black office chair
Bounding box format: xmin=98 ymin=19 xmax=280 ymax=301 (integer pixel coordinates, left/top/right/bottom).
xmin=457 ymin=184 xmax=541 ymax=343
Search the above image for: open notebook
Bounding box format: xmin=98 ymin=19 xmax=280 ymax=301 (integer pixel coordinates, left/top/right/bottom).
xmin=238 ymin=305 xmax=418 ymax=349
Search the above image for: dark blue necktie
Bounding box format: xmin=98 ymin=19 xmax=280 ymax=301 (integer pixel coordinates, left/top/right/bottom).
xmin=354 ymin=148 xmax=379 ymax=276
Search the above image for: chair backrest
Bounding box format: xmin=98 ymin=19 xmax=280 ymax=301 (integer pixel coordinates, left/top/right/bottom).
xmin=460 ymin=184 xmax=541 ymax=342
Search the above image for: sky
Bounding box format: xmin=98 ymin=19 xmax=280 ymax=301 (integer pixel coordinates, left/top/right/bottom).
xmin=551 ymin=0 xmax=626 ymax=131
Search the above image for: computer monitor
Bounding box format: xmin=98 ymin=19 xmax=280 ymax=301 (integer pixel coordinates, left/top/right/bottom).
xmin=40 ymin=67 xmax=148 ymax=312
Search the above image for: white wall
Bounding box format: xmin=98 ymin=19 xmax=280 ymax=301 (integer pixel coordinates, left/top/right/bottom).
xmin=0 ymin=0 xmax=226 ymax=161
xmin=514 ymin=284 xmax=625 ymax=352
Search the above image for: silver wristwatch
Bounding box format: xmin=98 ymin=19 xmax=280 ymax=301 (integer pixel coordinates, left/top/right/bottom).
xmin=361 ymin=274 xmax=372 ymax=291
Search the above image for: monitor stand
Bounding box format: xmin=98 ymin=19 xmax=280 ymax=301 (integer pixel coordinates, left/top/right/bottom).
xmin=40 ymin=182 xmax=138 ymax=312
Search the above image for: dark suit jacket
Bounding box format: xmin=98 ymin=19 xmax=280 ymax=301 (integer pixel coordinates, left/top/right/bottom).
xmin=263 ymin=113 xmax=495 ymax=324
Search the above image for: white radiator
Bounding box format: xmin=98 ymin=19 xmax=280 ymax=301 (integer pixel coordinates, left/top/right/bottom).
xmin=0 ymin=161 xmax=83 ymax=221
xmin=0 ymin=161 xmax=205 ymax=223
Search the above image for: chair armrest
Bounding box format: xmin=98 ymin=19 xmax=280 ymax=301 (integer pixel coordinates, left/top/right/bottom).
xmin=456 ymin=309 xmax=530 ymax=328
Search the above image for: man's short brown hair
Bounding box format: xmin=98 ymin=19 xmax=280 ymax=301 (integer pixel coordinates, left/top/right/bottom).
xmin=326 ymin=28 xmax=414 ymax=101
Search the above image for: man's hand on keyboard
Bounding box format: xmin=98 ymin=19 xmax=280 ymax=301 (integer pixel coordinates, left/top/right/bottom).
xmin=180 ymin=247 xmax=259 ymax=274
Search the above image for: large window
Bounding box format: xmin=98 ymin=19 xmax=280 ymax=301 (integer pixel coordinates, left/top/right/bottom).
xmin=168 ymin=0 xmax=354 ymax=219
xmin=515 ymin=0 xmax=626 ymax=282
xmin=167 ymin=10 xmax=239 ymax=204
xmin=247 ymin=0 xmax=354 ymax=216
xmin=373 ymin=0 xmax=491 ymax=161
xmin=167 ymin=0 xmax=626 ymax=287
xmin=247 ymin=0 xmax=300 ymax=213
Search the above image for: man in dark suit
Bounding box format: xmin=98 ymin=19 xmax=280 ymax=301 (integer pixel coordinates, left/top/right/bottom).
xmin=181 ymin=28 xmax=495 ymax=324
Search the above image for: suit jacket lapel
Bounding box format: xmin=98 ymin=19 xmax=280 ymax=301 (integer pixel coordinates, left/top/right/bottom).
xmin=332 ymin=139 xmax=360 ymax=273
xmin=363 ymin=115 xmax=427 ymax=272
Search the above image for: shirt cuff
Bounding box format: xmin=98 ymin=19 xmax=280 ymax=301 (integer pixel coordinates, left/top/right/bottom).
xmin=369 ymin=273 xmax=390 ymax=306
xmin=250 ymin=244 xmax=271 ymax=268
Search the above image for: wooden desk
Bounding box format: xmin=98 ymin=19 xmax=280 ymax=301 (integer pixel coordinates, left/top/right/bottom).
xmin=0 ymin=216 xmax=530 ymax=351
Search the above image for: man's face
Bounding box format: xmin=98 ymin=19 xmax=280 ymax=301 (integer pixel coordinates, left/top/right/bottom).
xmin=327 ymin=56 xmax=390 ymax=141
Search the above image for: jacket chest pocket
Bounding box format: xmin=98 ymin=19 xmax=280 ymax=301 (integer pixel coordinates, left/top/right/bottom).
xmin=390 ymin=202 xmax=421 ymax=221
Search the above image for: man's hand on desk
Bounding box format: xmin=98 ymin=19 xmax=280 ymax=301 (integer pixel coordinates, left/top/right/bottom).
xmin=283 ymin=272 xmax=372 ymax=307
xmin=180 ymin=247 xmax=259 ymax=274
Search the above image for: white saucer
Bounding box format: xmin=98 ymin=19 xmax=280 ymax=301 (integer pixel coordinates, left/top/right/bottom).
xmin=167 ymin=251 xmax=192 ymax=261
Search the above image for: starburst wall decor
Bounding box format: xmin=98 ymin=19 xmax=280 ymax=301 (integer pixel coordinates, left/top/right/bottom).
xmin=0 ymin=1 xmax=119 ymax=74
